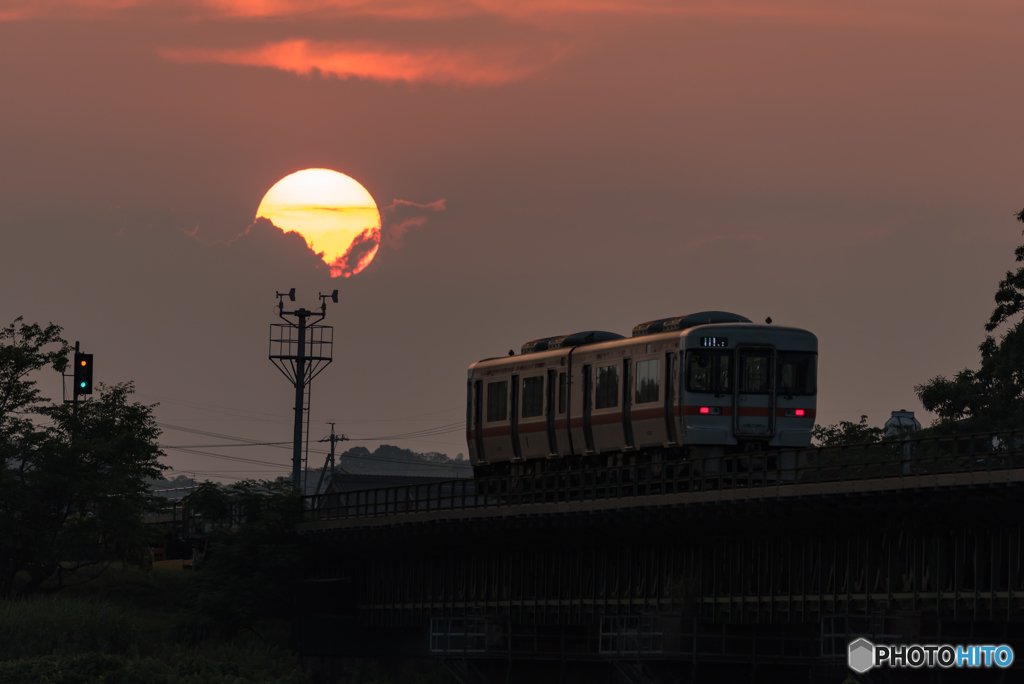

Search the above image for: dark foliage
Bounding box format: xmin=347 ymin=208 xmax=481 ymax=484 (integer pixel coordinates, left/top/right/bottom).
xmin=0 ymin=319 xmax=165 ymax=596
xmin=812 ymin=415 xmax=886 ymax=447
xmin=336 ymin=444 xmax=470 ymax=476
xmin=915 ymin=209 xmax=1024 ymax=433
xmin=181 ymin=479 xmax=309 ymax=640
xmin=0 ymin=651 xmax=310 ymax=684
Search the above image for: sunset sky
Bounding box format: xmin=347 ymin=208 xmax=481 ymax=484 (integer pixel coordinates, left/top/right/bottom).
xmin=2 ymin=0 xmax=1023 ymax=481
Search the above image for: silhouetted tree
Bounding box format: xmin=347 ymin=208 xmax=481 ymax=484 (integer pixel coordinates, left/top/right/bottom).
xmin=181 ymin=478 xmax=307 ymax=639
xmin=915 ymin=208 xmax=1024 ymax=432
xmin=336 ymin=444 xmax=471 ymax=476
xmin=812 ymin=415 xmax=886 ymax=447
xmin=0 ymin=318 xmax=165 ymax=596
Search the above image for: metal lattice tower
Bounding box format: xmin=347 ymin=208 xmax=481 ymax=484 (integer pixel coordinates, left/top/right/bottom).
xmin=269 ymin=288 xmax=337 ymax=489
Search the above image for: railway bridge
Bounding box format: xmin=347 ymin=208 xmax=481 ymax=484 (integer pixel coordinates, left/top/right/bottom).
xmin=292 ymin=432 xmax=1024 ymax=682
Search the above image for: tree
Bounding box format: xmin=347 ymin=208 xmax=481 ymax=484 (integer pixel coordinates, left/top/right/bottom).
xmin=336 ymin=444 xmax=472 ymax=476
xmin=181 ymin=479 xmax=308 ymax=639
xmin=812 ymin=415 xmax=886 ymax=447
xmin=915 ymin=208 xmax=1024 ymax=433
xmin=0 ymin=318 xmax=166 ymax=596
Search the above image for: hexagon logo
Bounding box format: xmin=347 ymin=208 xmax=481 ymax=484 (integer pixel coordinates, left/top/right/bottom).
xmin=848 ymin=638 xmax=875 ymax=673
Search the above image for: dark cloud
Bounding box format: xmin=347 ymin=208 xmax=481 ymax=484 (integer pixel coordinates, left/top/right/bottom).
xmin=328 ymin=227 xmax=380 ymax=278
xmin=382 ymin=198 xmax=446 ymax=248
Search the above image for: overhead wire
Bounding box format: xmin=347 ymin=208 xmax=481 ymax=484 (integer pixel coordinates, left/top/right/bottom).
xmin=158 ymin=422 xmax=469 ymax=471
xmin=157 ymin=421 xmax=465 ymax=446
xmin=163 ymin=446 xmax=290 ymax=469
xmin=347 ymin=422 xmax=465 ymax=441
xmin=141 ymin=391 xmax=463 ymax=425
xmin=162 ymin=442 xmax=292 ymax=449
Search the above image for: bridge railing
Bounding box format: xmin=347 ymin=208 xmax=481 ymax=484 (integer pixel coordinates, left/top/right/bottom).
xmin=304 ymin=431 xmax=1024 ymax=523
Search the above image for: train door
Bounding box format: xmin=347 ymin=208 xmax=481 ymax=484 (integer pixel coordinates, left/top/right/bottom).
xmin=518 ymin=373 xmax=548 ymax=459
xmin=733 ymin=347 xmax=776 ymax=438
xmin=582 ymin=364 xmax=595 ymax=454
xmin=481 ymin=377 xmax=513 ymax=462
xmin=472 ymin=380 xmax=484 ymax=462
xmin=546 ymin=369 xmax=558 ymax=456
xmin=510 ymin=374 xmax=522 ymax=460
xmin=622 ymin=358 xmax=635 ymax=449
xmin=630 ymin=352 xmax=668 ymax=448
xmin=664 ymin=352 xmax=678 ymax=445
xmin=557 ymin=365 xmax=575 ymax=456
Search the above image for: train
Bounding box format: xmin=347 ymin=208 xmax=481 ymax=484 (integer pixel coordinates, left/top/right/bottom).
xmin=466 ymin=311 xmax=817 ymax=476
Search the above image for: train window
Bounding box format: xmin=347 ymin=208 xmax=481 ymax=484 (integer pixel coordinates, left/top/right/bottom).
xmin=522 ymin=376 xmax=544 ymax=418
xmin=777 ymin=352 xmax=817 ymax=396
xmin=595 ymin=364 xmax=619 ymax=409
xmin=635 ymin=359 xmax=660 ymax=404
xmin=740 ymin=352 xmax=771 ymax=394
xmin=486 ymin=381 xmax=508 ymax=422
xmin=558 ymin=372 xmax=567 ymax=414
xmin=686 ymin=351 xmax=731 ymax=393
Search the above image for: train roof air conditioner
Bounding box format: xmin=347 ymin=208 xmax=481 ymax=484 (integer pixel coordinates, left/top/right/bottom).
xmin=632 ymin=311 xmax=751 ymax=337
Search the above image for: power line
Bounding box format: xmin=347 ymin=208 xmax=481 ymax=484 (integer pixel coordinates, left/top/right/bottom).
xmin=323 ymin=405 xmax=464 ymax=423
xmin=348 ymin=422 xmax=465 ymax=441
xmin=162 ymin=442 xmax=292 ymax=448
xmin=141 ymin=391 xmax=462 ymax=425
xmin=158 ymin=423 xmax=470 ymax=471
xmin=162 ymin=446 xmax=290 ymax=469
xmin=158 ymin=421 xmax=465 ymax=450
xmin=138 ymin=393 xmax=293 ymax=425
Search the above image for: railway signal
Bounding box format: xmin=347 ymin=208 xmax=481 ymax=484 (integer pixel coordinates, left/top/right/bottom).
xmin=73 ymin=352 xmax=93 ymax=395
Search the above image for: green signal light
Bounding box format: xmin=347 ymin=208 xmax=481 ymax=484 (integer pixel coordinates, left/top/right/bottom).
xmin=80 ymin=382 xmax=86 ymax=388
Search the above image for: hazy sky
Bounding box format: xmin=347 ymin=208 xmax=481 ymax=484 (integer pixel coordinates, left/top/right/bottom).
xmin=2 ymin=0 xmax=1023 ymax=481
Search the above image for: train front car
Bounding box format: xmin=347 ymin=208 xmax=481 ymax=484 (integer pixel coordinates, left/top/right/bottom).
xmin=466 ymin=312 xmax=817 ymax=476
xmin=678 ymin=322 xmax=817 ymax=456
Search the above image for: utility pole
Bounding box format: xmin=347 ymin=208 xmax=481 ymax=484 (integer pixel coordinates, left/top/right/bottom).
xmin=269 ymin=289 xmax=337 ymax=490
xmin=314 ymin=422 xmax=348 ymax=496
xmin=72 ymin=341 xmax=80 ymax=417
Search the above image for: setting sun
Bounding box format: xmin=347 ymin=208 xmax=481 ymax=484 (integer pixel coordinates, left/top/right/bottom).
xmin=256 ymin=168 xmax=380 ymax=278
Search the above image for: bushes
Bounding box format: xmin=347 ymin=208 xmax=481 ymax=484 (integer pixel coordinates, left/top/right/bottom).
xmin=0 ymin=596 xmax=139 ymax=660
xmin=0 ymin=568 xmax=311 ymax=684
xmin=0 ymin=653 xmax=165 ymax=684
xmin=0 ymin=565 xmax=459 ymax=683
xmin=181 ymin=480 xmax=309 ymax=639
xmin=0 ymin=652 xmax=311 ymax=684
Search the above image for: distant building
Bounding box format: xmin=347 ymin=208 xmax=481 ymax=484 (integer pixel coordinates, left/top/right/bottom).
xmin=150 ymin=485 xmax=198 ymax=501
xmin=885 ymin=410 xmax=921 ymax=437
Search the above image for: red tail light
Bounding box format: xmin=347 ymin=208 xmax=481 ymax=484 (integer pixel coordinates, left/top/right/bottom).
xmin=700 ymin=407 xmax=710 ymax=414
xmin=795 ymin=409 xmax=805 ymax=416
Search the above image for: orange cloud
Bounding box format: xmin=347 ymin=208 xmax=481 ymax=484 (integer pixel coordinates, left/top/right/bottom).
xmin=4 ymin=0 xmax=1021 ymax=31
xmin=194 ymin=0 xmax=477 ymax=20
xmin=196 ymin=0 xmax=1024 ymax=30
xmin=0 ymin=0 xmax=146 ymax=21
xmin=160 ymin=40 xmax=555 ymax=85
xmin=0 ymin=0 xmax=713 ymax=22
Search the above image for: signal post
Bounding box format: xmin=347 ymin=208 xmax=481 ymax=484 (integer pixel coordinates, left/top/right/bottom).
xmin=65 ymin=341 xmax=94 ymax=414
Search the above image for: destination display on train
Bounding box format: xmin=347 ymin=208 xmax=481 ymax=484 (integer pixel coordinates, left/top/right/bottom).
xmin=701 ymin=337 xmax=728 ymax=348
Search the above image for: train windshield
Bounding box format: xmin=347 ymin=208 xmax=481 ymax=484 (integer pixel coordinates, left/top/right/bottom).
xmin=739 ymin=350 xmax=771 ymax=394
xmin=686 ymin=351 xmax=731 ymax=393
xmin=777 ymin=352 xmax=817 ymax=396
